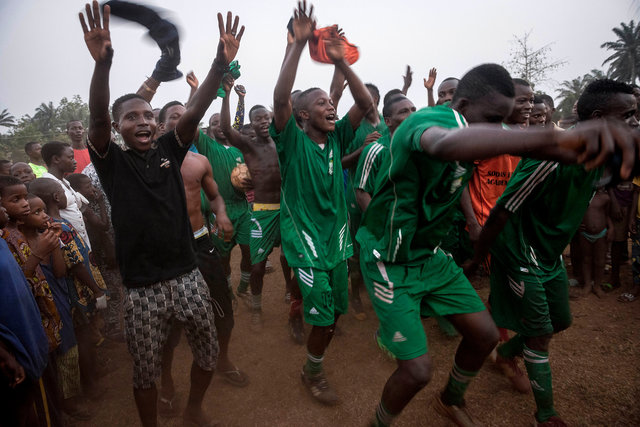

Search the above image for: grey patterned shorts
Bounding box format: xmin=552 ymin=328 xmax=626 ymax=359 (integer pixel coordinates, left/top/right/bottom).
xmin=123 ymin=268 xmax=219 ymax=389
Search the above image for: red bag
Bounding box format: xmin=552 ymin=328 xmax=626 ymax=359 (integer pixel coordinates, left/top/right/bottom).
xmin=308 ymin=25 xmax=359 ymax=65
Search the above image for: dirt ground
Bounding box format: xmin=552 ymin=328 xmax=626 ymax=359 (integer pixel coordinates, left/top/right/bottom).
xmin=80 ymin=247 xmax=640 ymax=426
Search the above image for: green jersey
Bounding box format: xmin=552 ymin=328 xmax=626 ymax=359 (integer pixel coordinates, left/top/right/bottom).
xmin=269 ymin=114 xmax=355 ymax=270
xmin=353 ymin=134 xmax=390 ymax=196
xmin=492 ymin=158 xmax=603 ymax=276
xmin=357 ymin=105 xmax=472 ymax=265
xmin=195 ymin=130 xmax=248 ymax=219
xmin=345 ymin=116 xmax=389 ymax=220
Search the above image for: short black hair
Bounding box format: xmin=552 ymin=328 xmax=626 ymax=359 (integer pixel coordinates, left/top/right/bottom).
xmin=441 ymin=77 xmax=460 ymax=84
xmin=159 ymin=101 xmax=184 ymax=124
xmin=533 ymin=95 xmax=545 ymax=105
xmin=382 ymin=94 xmax=408 ymax=118
xmin=66 ymin=119 xmax=83 ymax=129
xmin=365 ymin=83 xmax=380 ymax=106
xmin=512 ymin=78 xmax=531 ymax=88
xmin=383 ymin=89 xmax=403 ymax=107
xmin=66 ymin=173 xmax=90 ymax=191
xmin=0 ymin=175 xmax=24 ymax=197
xmin=538 ymin=94 xmax=554 ymax=109
xmin=41 ymin=141 xmax=70 ymax=167
xmin=112 ymin=93 xmax=147 ymax=122
xmin=577 ymin=79 xmax=634 ymax=121
xmin=452 ymin=64 xmax=515 ymax=104
xmin=27 ymin=177 xmax=61 ymax=205
xmin=294 ymin=87 xmax=323 ymax=113
xmin=249 ymin=104 xmax=268 ymax=122
xmin=24 ymin=141 xmax=40 ymax=155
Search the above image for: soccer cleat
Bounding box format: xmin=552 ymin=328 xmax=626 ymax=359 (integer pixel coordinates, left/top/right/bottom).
xmin=495 ymin=354 xmax=531 ymax=394
xmin=301 ymin=368 xmax=340 ymax=406
xmin=433 ymin=395 xmax=481 ymax=427
xmin=288 ymin=316 xmax=305 ymax=345
xmin=534 ymin=415 xmax=568 ymax=426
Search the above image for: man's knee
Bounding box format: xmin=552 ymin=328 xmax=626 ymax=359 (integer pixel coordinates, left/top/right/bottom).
xmin=399 ymin=356 xmax=433 ymax=389
xmin=552 ymin=315 xmax=572 ymax=334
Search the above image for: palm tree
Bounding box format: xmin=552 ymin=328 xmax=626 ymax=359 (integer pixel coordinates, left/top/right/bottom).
xmin=0 ymin=109 xmax=16 ymax=128
xmin=555 ymin=75 xmax=589 ymax=118
xmin=601 ymin=20 xmax=640 ymax=84
xmin=33 ymin=101 xmax=57 ymax=133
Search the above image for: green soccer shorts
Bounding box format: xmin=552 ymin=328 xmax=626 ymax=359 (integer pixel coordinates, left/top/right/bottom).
xmin=360 ymin=249 xmax=486 ymax=360
xmin=211 ymin=209 xmax=252 ymax=257
xmin=294 ymin=261 xmax=348 ymax=327
xmin=249 ymin=208 xmax=281 ymax=264
xmin=489 ymin=259 xmax=572 ymax=337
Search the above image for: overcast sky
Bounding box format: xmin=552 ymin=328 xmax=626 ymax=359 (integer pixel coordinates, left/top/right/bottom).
xmin=0 ymin=0 xmax=638 ymax=124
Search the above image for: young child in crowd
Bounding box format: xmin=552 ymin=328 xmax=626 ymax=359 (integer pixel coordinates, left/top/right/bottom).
xmin=10 ymin=162 xmax=37 ymax=185
xmin=29 ymin=177 xmax=108 ymax=400
xmin=571 ymin=187 xmax=614 ymax=298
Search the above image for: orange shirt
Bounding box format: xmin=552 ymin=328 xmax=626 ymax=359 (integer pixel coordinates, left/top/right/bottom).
xmin=73 ymin=148 xmax=91 ymax=174
xmin=468 ymin=154 xmax=520 ymax=226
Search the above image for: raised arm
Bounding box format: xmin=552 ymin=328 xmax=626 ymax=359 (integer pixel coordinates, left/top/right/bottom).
xmin=80 ymin=0 xmax=114 ymax=155
xmin=424 ymin=67 xmax=437 ymax=107
xmin=177 ymin=12 xmax=244 ymax=145
xmin=136 ymin=76 xmax=161 ymax=103
xmin=185 ymin=71 xmax=199 ymax=107
xmin=401 ymin=65 xmax=413 ymax=95
xmin=273 ymin=1 xmax=316 ymax=131
xmin=324 ymin=34 xmax=376 ymax=129
xmin=233 ymin=85 xmax=246 ymax=129
xmin=220 ymin=75 xmax=250 ymax=151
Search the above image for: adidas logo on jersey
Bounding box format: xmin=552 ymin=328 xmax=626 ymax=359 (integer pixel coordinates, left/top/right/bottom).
xmin=392 ymin=331 xmax=407 ymax=342
xmin=309 ymin=307 xmax=319 ymax=315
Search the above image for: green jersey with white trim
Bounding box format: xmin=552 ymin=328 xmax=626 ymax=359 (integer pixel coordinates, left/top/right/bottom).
xmin=357 ymin=105 xmax=472 ymax=265
xmin=195 ymin=130 xmax=248 ymax=219
xmin=492 ymin=157 xmax=603 ymax=276
xmin=353 ymin=134 xmax=390 ymax=195
xmin=269 ymin=115 xmax=355 ymax=270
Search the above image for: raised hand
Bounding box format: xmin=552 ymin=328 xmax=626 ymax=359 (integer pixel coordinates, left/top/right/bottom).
xmin=292 ymin=0 xmax=316 ymax=43
xmin=32 ymin=229 xmax=59 ymax=259
xmin=402 ymin=65 xmax=413 ymax=92
xmin=424 ymin=68 xmax=437 ymax=90
xmin=325 ymin=34 xmax=345 ymax=64
xmin=78 ymin=0 xmax=112 ymax=64
xmin=234 ymin=85 xmax=246 ymax=98
xmin=186 ymin=71 xmax=199 ymax=89
xmin=215 ymin=12 xmax=245 ymax=66
xmin=222 ymin=74 xmax=235 ymax=94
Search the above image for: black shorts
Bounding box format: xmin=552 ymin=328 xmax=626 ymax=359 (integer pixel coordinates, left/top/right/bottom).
xmin=195 ymin=235 xmax=235 ymax=335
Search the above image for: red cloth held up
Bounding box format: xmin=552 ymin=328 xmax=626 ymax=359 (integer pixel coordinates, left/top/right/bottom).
xmin=308 ymin=25 xmax=359 ymax=65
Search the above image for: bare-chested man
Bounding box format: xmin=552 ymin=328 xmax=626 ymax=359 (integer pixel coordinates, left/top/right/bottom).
xmin=156 ymin=100 xmax=249 ymax=416
xmin=219 ymin=75 xmax=304 ymax=341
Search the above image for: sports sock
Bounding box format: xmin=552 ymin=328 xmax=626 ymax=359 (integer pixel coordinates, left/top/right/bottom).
xmin=523 ymin=345 xmax=557 ymax=422
xmin=373 ymin=401 xmax=397 ymax=427
xmin=441 ymin=362 xmax=478 ymax=406
xmin=251 ymin=294 xmax=262 ymax=310
xmin=497 ymin=334 xmax=525 ymax=359
xmin=238 ymin=270 xmax=250 ymax=292
xmin=304 ymin=352 xmax=324 ymax=376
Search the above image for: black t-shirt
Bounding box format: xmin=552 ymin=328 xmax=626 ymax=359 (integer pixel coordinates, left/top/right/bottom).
xmin=89 ymin=130 xmax=195 ymax=287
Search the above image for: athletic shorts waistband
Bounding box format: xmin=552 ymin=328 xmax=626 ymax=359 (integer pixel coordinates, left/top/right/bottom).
xmin=193 ymin=225 xmax=209 ymax=239
xmin=253 ymin=203 xmax=280 ymax=211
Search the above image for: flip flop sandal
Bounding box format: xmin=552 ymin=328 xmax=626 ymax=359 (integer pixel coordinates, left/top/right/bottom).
xmin=617 ymin=292 xmax=638 ymax=303
xmin=220 ymin=367 xmax=249 ymax=387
